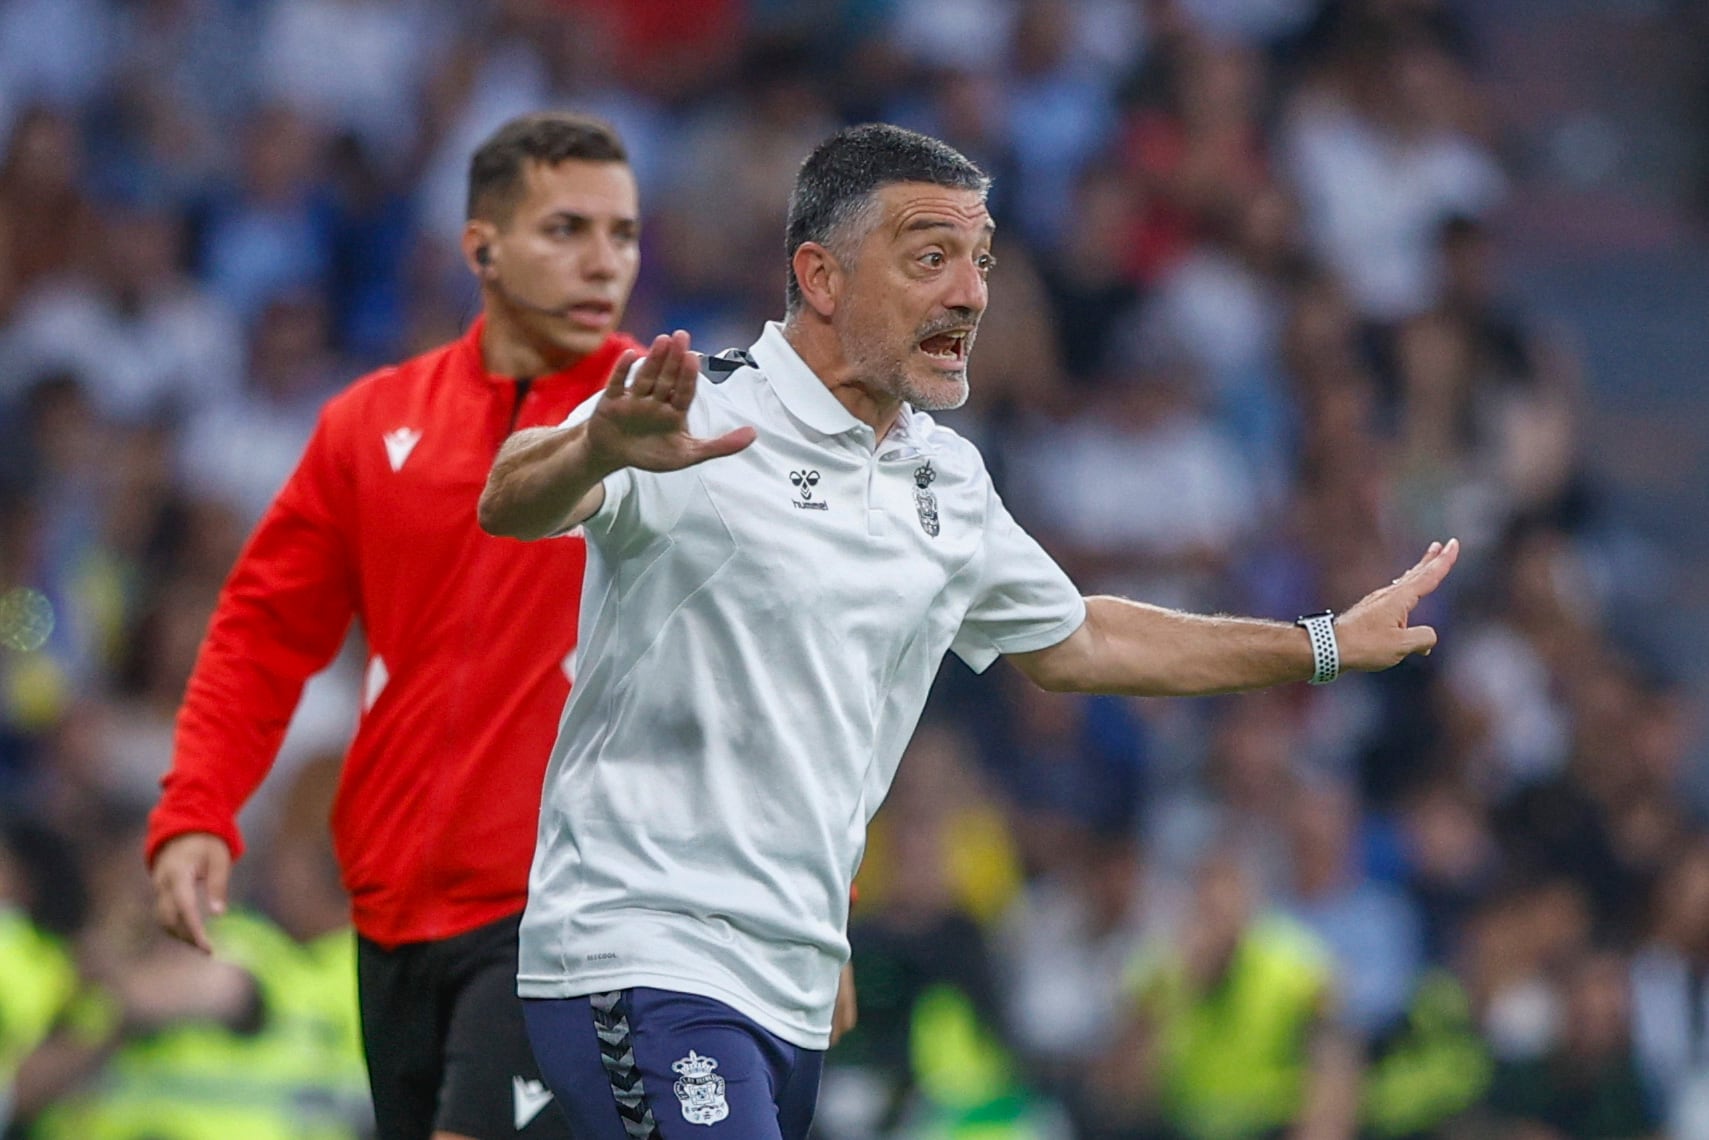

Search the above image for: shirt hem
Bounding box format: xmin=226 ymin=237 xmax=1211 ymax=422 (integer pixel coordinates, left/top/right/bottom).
xmin=353 ymin=898 xmax=526 ymax=950
xmin=517 ymin=969 xmax=831 ymax=1051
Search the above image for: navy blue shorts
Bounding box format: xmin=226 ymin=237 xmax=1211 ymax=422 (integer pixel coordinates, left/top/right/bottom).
xmin=523 ymin=989 xmax=823 ymax=1140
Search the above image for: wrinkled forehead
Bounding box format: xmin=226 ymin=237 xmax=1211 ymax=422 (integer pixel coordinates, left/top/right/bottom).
xmin=872 ymin=181 xmax=994 ymax=242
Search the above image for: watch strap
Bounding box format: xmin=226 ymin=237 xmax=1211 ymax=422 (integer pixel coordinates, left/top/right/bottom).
xmin=1295 ymin=611 xmax=1340 ymax=686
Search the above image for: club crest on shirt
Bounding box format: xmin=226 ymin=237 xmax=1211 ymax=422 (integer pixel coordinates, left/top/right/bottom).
xmin=672 ymin=1051 xmax=729 ymax=1125
xmin=913 ymin=461 xmax=939 ymax=537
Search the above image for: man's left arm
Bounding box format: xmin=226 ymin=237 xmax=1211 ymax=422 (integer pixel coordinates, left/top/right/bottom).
xmin=1010 ymin=540 xmax=1458 ymax=697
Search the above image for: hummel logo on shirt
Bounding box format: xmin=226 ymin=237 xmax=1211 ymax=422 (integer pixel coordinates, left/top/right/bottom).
xmin=789 ymin=469 xmax=827 ymax=510
xmin=383 ymin=427 xmax=422 ymax=472
xmin=512 ymin=1075 xmax=554 ymax=1130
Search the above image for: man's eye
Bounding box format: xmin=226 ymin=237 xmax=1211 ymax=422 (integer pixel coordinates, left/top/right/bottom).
xmin=921 ymin=252 xmax=944 ymax=268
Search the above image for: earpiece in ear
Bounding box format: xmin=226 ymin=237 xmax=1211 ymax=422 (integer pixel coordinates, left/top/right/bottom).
xmin=476 ymin=245 xmax=492 ymax=269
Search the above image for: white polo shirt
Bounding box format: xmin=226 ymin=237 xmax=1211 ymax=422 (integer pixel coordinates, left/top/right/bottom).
xmin=517 ymin=321 xmax=1086 ymax=1048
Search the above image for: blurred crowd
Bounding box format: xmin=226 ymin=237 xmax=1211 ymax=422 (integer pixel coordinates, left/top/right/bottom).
xmin=1 ymin=0 xmax=1706 ymax=1138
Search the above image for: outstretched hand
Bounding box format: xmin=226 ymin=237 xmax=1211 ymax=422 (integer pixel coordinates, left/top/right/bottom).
xmin=587 ymin=330 xmax=756 ymax=475
xmin=1334 ymin=538 xmax=1461 ymax=672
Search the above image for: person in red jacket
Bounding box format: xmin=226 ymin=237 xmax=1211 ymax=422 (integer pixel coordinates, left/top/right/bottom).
xmin=145 ymin=111 xmax=642 ymax=1140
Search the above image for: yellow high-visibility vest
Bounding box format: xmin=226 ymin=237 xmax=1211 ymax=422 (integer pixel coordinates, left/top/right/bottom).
xmin=1129 ymin=915 xmax=1333 ymax=1140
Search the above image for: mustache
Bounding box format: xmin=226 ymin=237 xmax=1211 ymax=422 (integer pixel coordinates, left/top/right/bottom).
xmin=914 ymin=314 xmax=980 ymax=341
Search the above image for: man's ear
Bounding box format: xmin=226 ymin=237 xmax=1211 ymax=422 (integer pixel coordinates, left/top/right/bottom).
xmin=792 ymin=242 xmax=843 ymax=319
xmin=461 ymin=221 xmax=498 ymax=277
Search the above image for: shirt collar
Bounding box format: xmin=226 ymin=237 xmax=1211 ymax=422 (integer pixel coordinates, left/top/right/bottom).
xmin=749 ymin=321 xmax=868 ymax=437
xmin=885 ymin=410 xmax=927 ymax=451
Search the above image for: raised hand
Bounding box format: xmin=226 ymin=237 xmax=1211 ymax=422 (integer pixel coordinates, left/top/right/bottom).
xmin=586 ymin=330 xmax=756 ymax=475
xmin=1334 ymin=538 xmax=1461 ymax=672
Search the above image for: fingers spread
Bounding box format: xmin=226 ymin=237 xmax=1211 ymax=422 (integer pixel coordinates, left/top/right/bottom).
xmin=1398 ymin=540 xmax=1444 ymax=581
xmin=1403 ymin=537 xmax=1460 ymax=601
xmin=653 ymin=335 xmax=696 ymax=405
xmin=670 ymin=363 xmax=699 ymax=411
xmin=605 ymin=349 xmax=639 ymax=397
xmin=628 ymin=335 xmax=673 ymax=399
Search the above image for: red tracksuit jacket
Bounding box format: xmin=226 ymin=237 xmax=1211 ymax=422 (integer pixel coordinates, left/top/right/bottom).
xmin=147 ymin=318 xmax=634 ymax=947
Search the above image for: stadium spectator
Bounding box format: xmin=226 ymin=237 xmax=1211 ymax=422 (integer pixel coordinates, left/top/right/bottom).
xmin=1278 ymin=781 xmax=1424 ymax=1038
xmin=0 ymin=106 xmax=98 ymax=317
xmin=195 ymin=104 xmax=333 ymax=326
xmin=1095 ymin=846 xmax=1361 ymax=1139
xmin=1482 ymin=949 xmax=1662 ymax=1139
xmin=997 ymin=827 xmax=1157 ymax=1135
xmin=1630 ymin=839 xmax=1709 ymax=1137
xmin=175 ymin=291 xmax=346 ymax=525
xmin=0 ymin=196 xmax=243 ymax=424
xmin=1280 ymin=20 xmax=1502 ymax=323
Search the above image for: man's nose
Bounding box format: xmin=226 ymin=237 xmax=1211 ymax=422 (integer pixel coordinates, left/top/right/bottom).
xmin=941 ymin=256 xmax=988 ymax=314
xmin=583 ymin=232 xmax=623 ymax=279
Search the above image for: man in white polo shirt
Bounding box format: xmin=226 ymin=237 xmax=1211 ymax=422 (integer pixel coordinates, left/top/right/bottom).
xmin=479 ymin=123 xmax=1459 ymax=1140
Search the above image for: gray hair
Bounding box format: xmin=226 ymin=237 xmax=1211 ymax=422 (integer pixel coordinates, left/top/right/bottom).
xmin=784 ymin=124 xmax=989 ymax=313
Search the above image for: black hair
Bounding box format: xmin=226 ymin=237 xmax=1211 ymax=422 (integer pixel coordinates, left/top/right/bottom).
xmin=784 ymin=123 xmax=989 ymax=313
xmin=466 ymin=112 xmax=628 ymax=223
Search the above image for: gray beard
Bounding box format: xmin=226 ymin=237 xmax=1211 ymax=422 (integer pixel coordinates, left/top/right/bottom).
xmin=902 ymin=373 xmax=970 ymax=411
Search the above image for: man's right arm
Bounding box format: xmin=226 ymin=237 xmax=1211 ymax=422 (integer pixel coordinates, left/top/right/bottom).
xmin=149 ymin=409 xmax=359 ymax=951
xmin=479 ymin=331 xmax=755 ymax=542
xmin=478 ymin=422 xmax=612 ymax=540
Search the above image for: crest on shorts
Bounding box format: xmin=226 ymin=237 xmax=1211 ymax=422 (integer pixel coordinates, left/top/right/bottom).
xmin=913 ymin=461 xmax=939 ymax=537
xmin=672 ymin=1050 xmax=729 ymax=1126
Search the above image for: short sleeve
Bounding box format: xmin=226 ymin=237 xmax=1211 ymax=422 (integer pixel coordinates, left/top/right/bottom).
xmin=950 ymin=484 xmax=1085 ymax=672
xmin=554 ymin=387 xmax=689 ymax=551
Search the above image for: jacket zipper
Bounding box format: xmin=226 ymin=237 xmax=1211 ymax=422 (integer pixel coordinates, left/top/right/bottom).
xmin=433 ymin=372 xmax=534 ymax=926
xmin=504 ymin=377 xmax=534 ymax=438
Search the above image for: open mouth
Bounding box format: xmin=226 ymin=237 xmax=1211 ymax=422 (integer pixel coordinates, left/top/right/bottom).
xmin=917 ymin=330 xmax=969 ymax=366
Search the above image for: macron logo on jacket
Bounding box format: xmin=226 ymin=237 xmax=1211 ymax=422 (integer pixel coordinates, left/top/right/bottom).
xmin=383 ymin=427 xmax=422 ymax=471
xmin=512 ymin=1076 xmax=554 ymax=1129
